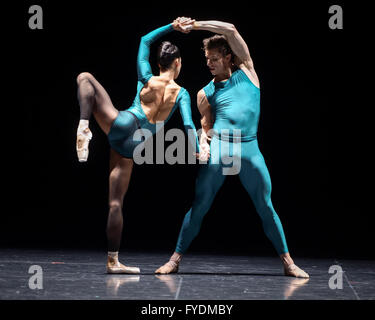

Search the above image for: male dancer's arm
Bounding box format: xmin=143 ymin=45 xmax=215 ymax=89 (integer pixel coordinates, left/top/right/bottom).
xmin=190 ymin=20 xmax=259 ymax=86
xmin=197 ymin=89 xmax=213 ymax=159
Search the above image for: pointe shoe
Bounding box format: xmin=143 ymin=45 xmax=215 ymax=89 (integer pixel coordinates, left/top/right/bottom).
xmin=76 ymin=127 xmax=92 ymax=162
xmin=284 ymin=264 xmax=310 ymax=278
xmin=155 ymin=260 xmax=179 ymax=274
xmin=106 ymin=261 xmax=140 ymax=274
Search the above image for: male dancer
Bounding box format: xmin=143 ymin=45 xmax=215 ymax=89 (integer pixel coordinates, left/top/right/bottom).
xmin=156 ymin=19 xmax=309 ymax=278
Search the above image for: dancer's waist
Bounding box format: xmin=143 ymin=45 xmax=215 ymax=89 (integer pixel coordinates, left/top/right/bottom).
xmin=124 ymin=110 xmax=141 ymax=129
xmin=212 ymin=130 xmax=257 ymax=142
xmin=124 ymin=107 xmax=158 ymax=133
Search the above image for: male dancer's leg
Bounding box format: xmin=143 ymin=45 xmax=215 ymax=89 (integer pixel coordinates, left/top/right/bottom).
xmin=106 ymin=149 xmax=140 ymax=274
xmin=155 ymin=161 xmax=226 ymax=274
xmin=76 ymin=72 xmax=119 ymax=161
xmin=238 ymin=140 xmax=309 ymax=278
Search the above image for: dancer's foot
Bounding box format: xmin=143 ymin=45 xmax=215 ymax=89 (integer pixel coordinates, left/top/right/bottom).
xmin=106 ymin=256 xmax=140 ymax=274
xmin=155 ymin=260 xmax=179 ymax=274
xmin=76 ymin=120 xmax=92 ymax=162
xmin=284 ymin=264 xmax=309 ymax=278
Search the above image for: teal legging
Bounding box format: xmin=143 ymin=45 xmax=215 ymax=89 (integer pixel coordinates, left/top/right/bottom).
xmin=175 ymin=135 xmax=289 ymax=255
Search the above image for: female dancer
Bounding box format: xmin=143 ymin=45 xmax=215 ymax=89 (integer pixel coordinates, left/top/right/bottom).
xmin=75 ymin=17 xmax=203 ymax=273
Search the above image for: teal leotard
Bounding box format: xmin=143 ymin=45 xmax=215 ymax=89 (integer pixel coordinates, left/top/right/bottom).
xmin=108 ymin=24 xmax=199 ymax=158
xmin=175 ymin=68 xmax=289 ymax=255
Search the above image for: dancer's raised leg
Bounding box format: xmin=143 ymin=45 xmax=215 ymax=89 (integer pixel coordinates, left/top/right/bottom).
xmin=76 ymin=72 xmax=119 ymax=161
xmin=106 ymin=149 xmax=140 ymax=274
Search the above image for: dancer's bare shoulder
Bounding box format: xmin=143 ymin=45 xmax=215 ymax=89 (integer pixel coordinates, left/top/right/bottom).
xmin=140 ymin=76 xmax=166 ymax=103
xmin=236 ymin=61 xmax=260 ymax=89
xmin=141 ymin=77 xmax=180 ymax=99
xmin=140 ymin=76 xmax=181 ymax=122
xmin=164 ymin=81 xmax=181 ymax=105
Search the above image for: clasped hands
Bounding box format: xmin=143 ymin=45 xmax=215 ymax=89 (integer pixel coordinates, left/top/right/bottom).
xmin=172 ymin=16 xmax=195 ymax=33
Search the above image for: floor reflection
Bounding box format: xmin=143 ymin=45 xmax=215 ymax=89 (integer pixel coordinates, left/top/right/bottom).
xmin=283 ymin=277 xmax=310 ymax=299
xmin=105 ymin=272 xmax=309 ymax=299
xmin=155 ymin=275 xmax=178 ymax=294
xmin=106 ymin=275 xmax=140 ymax=296
xmin=155 ymin=275 xmax=184 ymax=299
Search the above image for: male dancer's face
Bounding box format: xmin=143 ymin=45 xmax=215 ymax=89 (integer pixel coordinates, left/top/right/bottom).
xmin=205 ymin=49 xmax=231 ymax=76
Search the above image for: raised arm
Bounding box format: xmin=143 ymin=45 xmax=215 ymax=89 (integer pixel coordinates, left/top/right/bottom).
xmin=192 ymin=20 xmax=254 ymax=71
xmin=137 ymin=24 xmax=174 ymax=84
xmin=137 ymin=18 xmax=194 ymax=84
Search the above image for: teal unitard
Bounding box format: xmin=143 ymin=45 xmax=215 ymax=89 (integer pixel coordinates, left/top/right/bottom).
xmin=175 ymin=69 xmax=289 ymax=255
xmin=108 ymin=24 xmax=199 ymax=158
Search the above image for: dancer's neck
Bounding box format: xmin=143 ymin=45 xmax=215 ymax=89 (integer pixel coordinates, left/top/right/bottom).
xmin=159 ymin=69 xmax=177 ymax=82
xmin=214 ymin=68 xmax=232 ymax=82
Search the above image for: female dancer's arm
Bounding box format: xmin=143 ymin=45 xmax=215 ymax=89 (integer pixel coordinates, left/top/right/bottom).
xmin=178 ymin=89 xmax=200 ymax=154
xmin=137 ymin=17 xmax=193 ymax=84
xmin=137 ymin=23 xmax=175 ymax=84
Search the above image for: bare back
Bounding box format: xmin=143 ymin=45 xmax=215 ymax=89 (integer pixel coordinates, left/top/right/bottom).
xmin=140 ymin=76 xmax=181 ymax=124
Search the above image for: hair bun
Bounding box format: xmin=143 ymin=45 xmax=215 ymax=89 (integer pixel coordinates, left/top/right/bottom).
xmin=157 ymin=41 xmax=181 ymax=70
xmin=160 ymin=42 xmax=172 ymax=56
xmin=162 ymin=41 xmax=172 ymax=48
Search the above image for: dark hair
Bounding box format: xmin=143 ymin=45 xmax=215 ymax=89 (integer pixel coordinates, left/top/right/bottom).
xmin=202 ymin=35 xmax=234 ymax=62
xmin=157 ymin=41 xmax=181 ymax=71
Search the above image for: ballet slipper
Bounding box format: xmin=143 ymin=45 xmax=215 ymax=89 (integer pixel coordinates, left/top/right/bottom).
xmin=155 ymin=260 xmax=179 ymax=274
xmin=106 ymin=257 xmax=140 ymax=274
xmin=284 ymin=263 xmax=309 ymax=278
xmin=76 ymin=126 xmax=92 ymax=162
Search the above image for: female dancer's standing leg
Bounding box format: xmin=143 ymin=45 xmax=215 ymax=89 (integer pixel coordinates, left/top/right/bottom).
xmin=76 ymin=72 xmax=140 ymax=273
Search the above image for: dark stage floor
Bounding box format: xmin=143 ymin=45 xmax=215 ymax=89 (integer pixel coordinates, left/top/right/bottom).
xmin=0 ymin=249 xmax=374 ymax=300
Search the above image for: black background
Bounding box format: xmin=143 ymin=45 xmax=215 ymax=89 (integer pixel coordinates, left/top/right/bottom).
xmin=4 ymin=1 xmax=373 ymax=260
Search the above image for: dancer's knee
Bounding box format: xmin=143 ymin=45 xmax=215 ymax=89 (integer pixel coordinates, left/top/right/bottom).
xmin=107 ymin=201 xmax=123 ymax=234
xmin=77 ymin=73 xmax=95 ymax=98
xmin=77 ymin=72 xmax=94 ymax=85
xmin=193 ymin=192 xmax=214 ymax=216
xmin=77 ymin=74 xmax=95 ymax=100
xmin=109 ymin=200 xmax=122 ymax=214
xmin=188 ymin=202 xmax=211 ymax=230
xmin=190 ymin=212 xmax=204 ymax=228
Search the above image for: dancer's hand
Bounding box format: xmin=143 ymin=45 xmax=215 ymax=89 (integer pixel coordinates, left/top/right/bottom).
xmin=173 ymin=17 xmax=195 ymax=33
xmin=195 ymin=140 xmax=210 ymax=161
